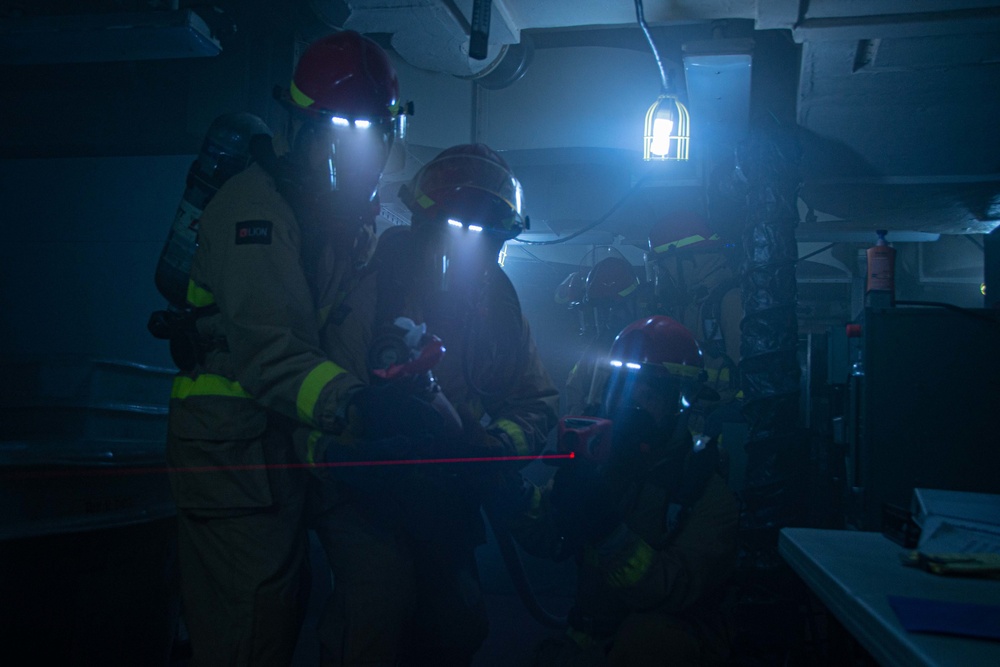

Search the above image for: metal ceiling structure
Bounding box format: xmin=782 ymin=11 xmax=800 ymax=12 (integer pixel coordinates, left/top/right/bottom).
xmin=2 ymin=0 xmax=998 ymax=234
xmin=336 ymin=0 xmax=1000 ymax=236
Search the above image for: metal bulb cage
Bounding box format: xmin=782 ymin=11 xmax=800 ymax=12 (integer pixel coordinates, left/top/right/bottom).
xmin=643 ymin=94 xmax=690 ymax=161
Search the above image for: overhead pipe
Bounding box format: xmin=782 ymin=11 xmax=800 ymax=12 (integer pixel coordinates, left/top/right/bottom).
xmin=469 ymin=0 xmax=492 ymax=60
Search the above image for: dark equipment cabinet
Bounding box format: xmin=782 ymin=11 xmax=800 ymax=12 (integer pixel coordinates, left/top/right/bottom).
xmin=846 ymin=306 xmax=1000 ymax=530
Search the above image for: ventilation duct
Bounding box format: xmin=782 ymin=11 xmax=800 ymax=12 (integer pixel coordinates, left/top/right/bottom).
xmin=342 ymin=0 xmax=528 ymax=84
xmin=0 ymin=9 xmax=222 ymax=64
xmin=682 ymin=38 xmax=753 ymax=153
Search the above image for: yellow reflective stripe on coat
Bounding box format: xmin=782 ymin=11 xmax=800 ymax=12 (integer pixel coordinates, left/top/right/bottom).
xmin=317 ymin=304 xmax=333 ymax=328
xmin=524 ymin=485 xmax=543 ymax=519
xmin=493 ymin=418 xmax=530 ymax=456
xmin=171 ymin=374 xmax=252 ymax=400
xmin=567 ymin=627 xmax=600 ymax=650
xmin=305 ymin=429 xmax=323 ymax=466
xmin=297 ymin=361 xmax=347 ymax=426
xmin=186 ymin=280 xmax=215 ymax=308
xmin=606 ymin=537 xmax=655 ymax=588
xmin=705 ymin=366 xmax=731 ymax=384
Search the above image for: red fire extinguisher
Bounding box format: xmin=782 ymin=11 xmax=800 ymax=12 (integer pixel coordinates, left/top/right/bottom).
xmin=153 ymin=112 xmax=271 ymax=310
xmin=865 ymin=229 xmax=896 ymax=306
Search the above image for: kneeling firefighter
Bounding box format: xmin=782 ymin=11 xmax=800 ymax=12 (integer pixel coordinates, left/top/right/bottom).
xmin=164 ymin=31 xmax=405 ymax=667
xmin=303 ymin=143 xmax=559 ymax=666
xmin=504 ymin=316 xmax=740 ymax=667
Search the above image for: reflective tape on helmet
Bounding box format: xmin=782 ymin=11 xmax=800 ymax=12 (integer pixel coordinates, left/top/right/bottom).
xmin=414 ymin=190 xmax=436 ymax=211
xmin=289 ymin=80 xmax=315 ymax=110
xmin=662 ymin=361 xmax=703 ymax=379
xmin=652 ymin=233 xmax=720 ymax=255
xmin=606 ymin=536 xmax=655 ymax=588
xmin=186 ymin=280 xmax=216 ymax=308
xmin=492 ymin=418 xmax=530 ymax=456
xmin=618 ymin=282 xmax=638 ymax=298
xmin=171 ymin=374 xmax=252 ymax=400
xmin=297 ymin=361 xmax=347 ymax=426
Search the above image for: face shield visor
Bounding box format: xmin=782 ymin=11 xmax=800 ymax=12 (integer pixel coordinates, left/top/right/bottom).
xmin=407 ymin=152 xmax=525 ymax=240
xmin=600 ymin=359 xmax=701 ymax=432
xmin=291 ymin=113 xmax=395 ymax=203
xmin=412 ymin=212 xmax=508 ymax=293
xmin=404 ymin=153 xmax=525 ymax=292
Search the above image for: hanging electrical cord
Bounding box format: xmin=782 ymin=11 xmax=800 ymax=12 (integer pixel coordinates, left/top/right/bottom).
xmin=635 ymin=0 xmax=669 ymax=91
xmin=512 ymin=245 xmax=570 ymax=275
xmin=516 ymin=171 xmax=653 ymax=246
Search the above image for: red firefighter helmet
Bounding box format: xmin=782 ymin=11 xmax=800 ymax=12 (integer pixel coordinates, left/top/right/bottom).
xmin=585 ymin=257 xmax=639 ymax=305
xmin=608 ymin=315 xmax=704 ymax=381
xmin=647 ymin=210 xmax=723 ymax=257
xmin=400 ymin=143 xmax=526 ymax=240
xmin=602 ymin=315 xmax=709 ymax=424
xmin=284 ymin=31 xmax=399 ymax=124
xmin=276 ymin=31 xmax=401 ymax=199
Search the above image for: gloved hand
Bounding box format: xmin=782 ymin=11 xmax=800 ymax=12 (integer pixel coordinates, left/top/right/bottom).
xmin=550 ymin=458 xmax=624 ymax=554
xmin=348 ymin=380 xmax=461 ymax=443
xmin=454 ymin=405 xmax=506 ymax=456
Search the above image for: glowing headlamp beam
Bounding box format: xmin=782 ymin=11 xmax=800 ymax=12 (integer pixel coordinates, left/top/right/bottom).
xmin=331 ymin=116 xmax=372 ymax=129
xmin=447 ymin=219 xmax=484 ymax=233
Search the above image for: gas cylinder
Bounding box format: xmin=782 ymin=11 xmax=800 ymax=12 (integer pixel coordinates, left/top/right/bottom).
xmin=865 ymin=229 xmax=896 ymax=307
xmin=153 ymin=112 xmax=272 ymax=309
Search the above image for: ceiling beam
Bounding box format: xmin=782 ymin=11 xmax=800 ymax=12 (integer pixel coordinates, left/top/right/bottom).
xmin=791 ymin=7 xmax=1000 ymax=43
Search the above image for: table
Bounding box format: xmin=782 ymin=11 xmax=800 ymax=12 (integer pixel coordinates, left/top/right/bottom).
xmin=778 ymin=528 xmax=1000 ymax=667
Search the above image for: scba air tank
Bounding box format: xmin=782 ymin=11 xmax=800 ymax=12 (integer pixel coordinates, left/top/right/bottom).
xmin=154 ymin=112 xmax=272 ymax=309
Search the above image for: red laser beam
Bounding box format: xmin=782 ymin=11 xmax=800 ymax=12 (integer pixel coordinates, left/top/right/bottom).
xmin=0 ymin=451 xmax=576 ymax=481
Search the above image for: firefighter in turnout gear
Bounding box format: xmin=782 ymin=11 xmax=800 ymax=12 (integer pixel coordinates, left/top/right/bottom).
xmin=304 ymin=143 xmax=559 ymax=666
xmin=644 ymin=211 xmax=742 ymax=438
xmin=507 ymin=316 xmax=740 ymax=666
xmin=562 ymin=255 xmax=640 ymax=417
xmin=164 ymin=31 xmax=404 ymax=666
